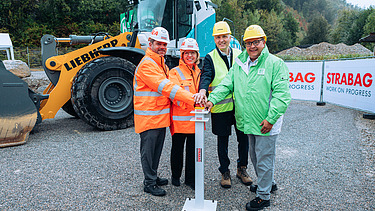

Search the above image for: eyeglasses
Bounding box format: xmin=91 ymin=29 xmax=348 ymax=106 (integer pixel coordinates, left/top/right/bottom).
xmin=245 ymin=39 xmax=264 ymax=47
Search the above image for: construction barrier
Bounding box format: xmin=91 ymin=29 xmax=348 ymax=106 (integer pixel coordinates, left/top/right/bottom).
xmin=286 ymin=57 xmax=375 ymax=114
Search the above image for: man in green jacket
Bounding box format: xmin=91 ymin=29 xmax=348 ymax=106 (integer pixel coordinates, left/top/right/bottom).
xmin=206 ymin=25 xmax=291 ymax=211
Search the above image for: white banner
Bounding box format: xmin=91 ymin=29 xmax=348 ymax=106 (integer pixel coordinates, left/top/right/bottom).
xmin=285 ymin=61 xmax=323 ymax=101
xmin=323 ymin=59 xmax=375 ymax=113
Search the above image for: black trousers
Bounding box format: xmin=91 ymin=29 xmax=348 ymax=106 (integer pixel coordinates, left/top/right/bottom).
xmin=212 ymin=110 xmax=249 ymax=174
xmin=140 ymin=128 xmax=166 ymax=186
xmin=217 ymin=127 xmax=249 ymax=174
xmin=170 ymin=133 xmax=195 ymax=185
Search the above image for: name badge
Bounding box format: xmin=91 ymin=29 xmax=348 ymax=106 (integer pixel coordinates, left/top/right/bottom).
xmin=258 ymin=68 xmax=265 ymax=75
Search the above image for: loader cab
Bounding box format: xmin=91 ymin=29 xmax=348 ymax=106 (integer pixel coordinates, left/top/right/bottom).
xmin=122 ymin=0 xmax=217 ymax=59
xmin=121 ymin=0 xmax=242 ymax=68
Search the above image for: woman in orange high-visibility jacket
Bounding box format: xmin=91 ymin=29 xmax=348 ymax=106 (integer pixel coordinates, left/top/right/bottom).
xmin=169 ymin=38 xmax=201 ymax=190
xmin=133 ymin=27 xmax=196 ymax=197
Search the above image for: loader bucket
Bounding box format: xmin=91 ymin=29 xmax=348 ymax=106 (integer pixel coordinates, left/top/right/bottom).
xmin=0 ymin=60 xmax=37 ymax=147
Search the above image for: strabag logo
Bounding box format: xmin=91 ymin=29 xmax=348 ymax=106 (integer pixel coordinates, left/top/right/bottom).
xmin=326 ymin=72 xmax=372 ymax=87
xmin=64 ymin=39 xmax=118 ymax=71
xmin=326 ymin=72 xmax=372 ymax=97
xmin=289 ymin=72 xmax=315 ymax=90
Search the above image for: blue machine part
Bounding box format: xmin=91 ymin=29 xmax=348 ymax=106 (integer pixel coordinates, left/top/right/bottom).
xmin=186 ymin=13 xmax=216 ymax=58
xmin=230 ymin=35 xmax=243 ymax=51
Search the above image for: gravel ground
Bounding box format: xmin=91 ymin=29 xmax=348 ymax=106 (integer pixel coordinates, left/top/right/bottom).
xmin=1 ymin=100 xmax=374 ymax=210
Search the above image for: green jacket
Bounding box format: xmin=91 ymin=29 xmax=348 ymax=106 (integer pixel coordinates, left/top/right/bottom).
xmin=207 ymin=45 xmax=291 ymax=136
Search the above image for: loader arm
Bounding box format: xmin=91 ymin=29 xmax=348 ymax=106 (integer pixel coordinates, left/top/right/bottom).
xmin=39 ymin=32 xmax=142 ymax=121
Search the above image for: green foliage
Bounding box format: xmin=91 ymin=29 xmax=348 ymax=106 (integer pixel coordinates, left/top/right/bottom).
xmin=303 ymin=14 xmax=330 ymax=44
xmin=363 ymin=9 xmax=375 ymax=35
xmin=0 ymin=0 xmax=128 ymax=47
xmin=362 ymin=8 xmax=375 ymax=51
xmin=260 ymin=10 xmax=284 ymax=52
xmin=256 ymin=0 xmax=283 ymax=13
xmin=283 ymin=11 xmax=299 ymax=45
xmin=330 ymin=9 xmax=357 ymax=44
xmin=212 ymin=0 xmax=247 ymax=42
xmin=349 ymin=7 xmax=375 ymax=44
xmin=0 ymin=0 xmax=373 ymax=55
xmin=330 ymin=7 xmax=375 ymax=46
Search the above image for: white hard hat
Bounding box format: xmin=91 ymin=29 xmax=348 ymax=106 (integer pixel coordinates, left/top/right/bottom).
xmin=149 ymin=27 xmax=170 ymax=44
xmin=180 ymin=38 xmax=199 ymax=51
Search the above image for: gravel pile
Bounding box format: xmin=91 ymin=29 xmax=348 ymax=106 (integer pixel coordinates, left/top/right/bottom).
xmin=22 ymin=70 xmax=50 ymax=93
xmin=277 ymin=42 xmax=373 ymax=56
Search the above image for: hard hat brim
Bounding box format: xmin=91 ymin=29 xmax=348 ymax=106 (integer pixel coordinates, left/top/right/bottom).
xmin=149 ymin=37 xmax=170 ymax=44
xmin=212 ymin=32 xmax=231 ymax=36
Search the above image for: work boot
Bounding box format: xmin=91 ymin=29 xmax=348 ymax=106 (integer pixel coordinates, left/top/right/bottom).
xmin=236 ymin=166 xmax=253 ymax=186
xmin=171 ymin=177 xmax=180 ymax=186
xmin=156 ymin=177 xmax=168 ymax=186
xmin=245 ymin=197 xmax=270 ymax=210
xmin=250 ymin=184 xmax=278 ymax=193
xmin=144 ymin=184 xmax=166 ymax=196
xmin=220 ymin=171 xmax=231 ymax=188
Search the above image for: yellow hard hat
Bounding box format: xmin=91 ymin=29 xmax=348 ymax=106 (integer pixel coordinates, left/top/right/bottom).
xmin=243 ymin=25 xmax=267 ymax=42
xmin=212 ymin=21 xmax=231 ymax=36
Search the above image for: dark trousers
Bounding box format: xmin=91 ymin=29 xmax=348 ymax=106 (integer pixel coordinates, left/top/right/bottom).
xmin=140 ymin=128 xmax=166 ymax=186
xmin=170 ymin=133 xmax=195 ymax=185
xmin=217 ymin=126 xmax=249 ymax=174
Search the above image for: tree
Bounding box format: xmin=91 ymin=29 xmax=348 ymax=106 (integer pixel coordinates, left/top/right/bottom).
xmin=348 ymin=7 xmax=375 ymax=44
xmin=330 ymin=9 xmax=357 ymax=44
xmin=260 ymin=10 xmax=284 ymax=52
xmin=303 ymin=14 xmax=330 ymax=44
xmin=362 ymin=9 xmax=375 ymax=50
xmin=213 ymin=0 xmax=247 ymax=41
xmin=283 ymin=11 xmax=299 ymax=45
xmin=0 ymin=0 xmax=39 ymax=46
xmin=256 ymin=0 xmax=282 ymax=14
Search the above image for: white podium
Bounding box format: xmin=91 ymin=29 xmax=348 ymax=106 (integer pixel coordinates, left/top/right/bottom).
xmin=182 ymin=107 xmax=217 ymax=211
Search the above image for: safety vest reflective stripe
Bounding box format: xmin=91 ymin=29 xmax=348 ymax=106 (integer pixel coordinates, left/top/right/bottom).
xmin=174 ymin=67 xmax=190 ymax=91
xmin=158 ymin=79 xmax=170 ymax=93
xmin=215 ymin=98 xmax=234 ymax=105
xmin=134 ymin=57 xmax=156 ymax=90
xmin=208 ymin=49 xmax=238 ymax=113
xmin=172 ymin=115 xmax=193 ymax=121
xmin=169 ymin=85 xmax=180 ymax=101
xmin=134 ymin=91 xmax=162 ymax=97
xmin=134 ymin=108 xmax=170 ymax=116
xmin=175 ymin=67 xmax=186 ymax=80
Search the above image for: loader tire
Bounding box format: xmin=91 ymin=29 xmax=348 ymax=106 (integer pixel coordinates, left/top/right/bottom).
xmin=62 ymin=100 xmax=79 ymax=118
xmin=71 ymin=56 xmax=135 ymax=130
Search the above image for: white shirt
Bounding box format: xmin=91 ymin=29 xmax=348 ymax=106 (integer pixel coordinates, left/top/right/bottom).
xmin=218 ymin=47 xmax=232 ymax=67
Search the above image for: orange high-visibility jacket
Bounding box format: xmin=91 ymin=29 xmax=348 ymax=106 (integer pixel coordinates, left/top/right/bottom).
xmin=133 ymin=48 xmax=195 ymax=133
xmin=169 ymin=59 xmax=201 ymax=135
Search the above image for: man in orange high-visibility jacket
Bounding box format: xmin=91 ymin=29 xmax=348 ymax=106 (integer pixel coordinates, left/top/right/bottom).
xmin=133 ymin=27 xmax=195 ymax=197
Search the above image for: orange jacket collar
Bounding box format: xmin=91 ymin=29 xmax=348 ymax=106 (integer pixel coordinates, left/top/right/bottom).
xmin=146 ymin=48 xmax=166 ymax=68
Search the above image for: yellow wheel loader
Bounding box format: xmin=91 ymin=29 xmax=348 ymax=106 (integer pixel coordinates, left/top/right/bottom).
xmin=1 ymin=31 xmax=144 ymax=147
xmin=1 ymin=0 xmax=238 ymax=147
